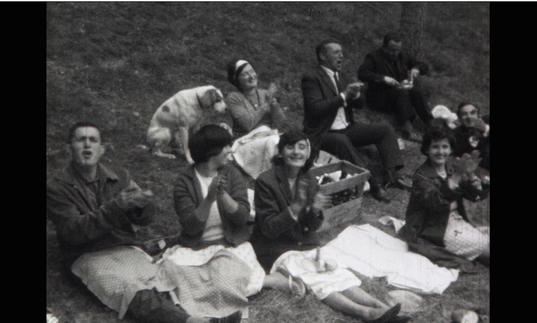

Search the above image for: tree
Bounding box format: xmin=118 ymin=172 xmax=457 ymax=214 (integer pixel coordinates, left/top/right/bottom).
xmin=400 ymin=3 xmax=427 ymax=59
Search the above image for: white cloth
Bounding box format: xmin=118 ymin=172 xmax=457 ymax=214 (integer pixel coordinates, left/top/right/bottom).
xmin=158 ymin=242 xmax=266 ymax=297
xmin=378 ymin=216 xmax=406 ymax=233
xmin=194 ymin=169 xmax=224 ymax=242
xmin=231 ymin=125 xmax=280 ymax=179
xmin=443 ymin=212 xmax=489 ymax=261
xmin=270 ymin=249 xmax=361 ymax=300
xmin=320 ymin=224 xmax=459 ymax=294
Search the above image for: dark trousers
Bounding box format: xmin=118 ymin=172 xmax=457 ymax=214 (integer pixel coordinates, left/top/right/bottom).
xmin=319 ymin=122 xmax=403 ymax=185
xmin=367 ymin=84 xmax=432 ymax=126
xmin=127 ymin=289 xmax=190 ymax=323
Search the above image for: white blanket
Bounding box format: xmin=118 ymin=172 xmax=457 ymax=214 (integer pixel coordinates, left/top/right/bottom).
xmin=320 ymin=224 xmax=459 ymax=294
xmin=231 ymin=125 xmax=280 ymax=179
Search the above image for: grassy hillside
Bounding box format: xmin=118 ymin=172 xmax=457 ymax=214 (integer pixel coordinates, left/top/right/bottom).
xmin=47 ymin=3 xmax=489 ymax=322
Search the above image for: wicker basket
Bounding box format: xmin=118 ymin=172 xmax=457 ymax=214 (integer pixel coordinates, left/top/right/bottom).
xmin=309 ymin=160 xmax=370 ymax=232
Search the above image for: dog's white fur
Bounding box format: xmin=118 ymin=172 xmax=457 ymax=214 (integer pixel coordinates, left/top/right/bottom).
xmin=147 ymin=85 xmax=227 ymax=163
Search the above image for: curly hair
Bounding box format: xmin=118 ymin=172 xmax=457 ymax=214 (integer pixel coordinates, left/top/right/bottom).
xmin=421 ymin=119 xmax=457 ymax=156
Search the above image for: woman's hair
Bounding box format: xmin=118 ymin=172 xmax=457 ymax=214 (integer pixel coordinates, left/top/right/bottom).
xmin=272 ymin=129 xmax=318 ymax=172
xmin=420 ymin=119 xmax=457 ymax=155
xmin=188 ymin=124 xmax=233 ymax=164
xmin=456 ymin=102 xmax=480 ymax=117
xmin=226 ymin=59 xmax=251 ymax=90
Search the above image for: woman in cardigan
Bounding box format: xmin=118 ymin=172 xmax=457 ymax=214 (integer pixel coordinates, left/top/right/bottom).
xmin=224 ymin=59 xmax=290 ymax=179
xmin=252 ymin=130 xmax=405 ymax=323
xmin=398 ymin=120 xmax=490 ymax=266
xmin=169 ymin=125 xmax=306 ymax=320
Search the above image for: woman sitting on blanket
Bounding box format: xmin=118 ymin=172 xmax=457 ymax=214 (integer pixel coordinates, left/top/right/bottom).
xmin=251 ymin=129 xmax=406 ymax=323
xmin=171 ymin=125 xmax=305 ymax=317
xmin=224 ymin=59 xmax=291 ymax=179
xmin=398 ymin=120 xmax=490 ymax=266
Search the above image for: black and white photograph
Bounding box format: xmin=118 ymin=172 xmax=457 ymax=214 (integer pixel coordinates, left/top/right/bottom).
xmin=46 ymin=2 xmax=490 ymax=322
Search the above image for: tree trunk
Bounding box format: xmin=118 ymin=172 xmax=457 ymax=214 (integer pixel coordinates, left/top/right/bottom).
xmin=400 ymin=3 xmax=427 ymax=59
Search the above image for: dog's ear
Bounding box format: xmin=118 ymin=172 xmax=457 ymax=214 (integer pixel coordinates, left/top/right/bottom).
xmin=200 ymin=88 xmax=219 ymax=108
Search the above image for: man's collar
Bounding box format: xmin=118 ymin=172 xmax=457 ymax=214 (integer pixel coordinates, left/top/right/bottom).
xmin=320 ymin=65 xmax=336 ymax=77
xmin=57 ymin=162 xmax=119 ymax=185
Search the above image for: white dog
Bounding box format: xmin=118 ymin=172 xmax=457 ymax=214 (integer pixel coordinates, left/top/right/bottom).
xmin=147 ymin=85 xmax=229 ymax=163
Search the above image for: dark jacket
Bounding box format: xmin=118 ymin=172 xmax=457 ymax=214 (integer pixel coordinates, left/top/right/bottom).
xmin=253 ymin=164 xmax=324 ymax=244
xmin=358 ymin=48 xmax=429 ymax=96
xmin=399 ymin=160 xmax=489 ymax=247
xmin=453 ymin=115 xmax=490 ymax=170
xmin=173 ymin=164 xmax=251 ymax=248
xmin=47 ymin=163 xmax=153 ymax=268
xmin=301 ymin=66 xmax=364 ymax=145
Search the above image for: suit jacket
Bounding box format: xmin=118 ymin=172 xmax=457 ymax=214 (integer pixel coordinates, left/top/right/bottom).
xmin=173 ymin=164 xmax=251 ymax=248
xmin=301 ymin=66 xmax=364 ymax=145
xmin=358 ymin=47 xmax=429 ymax=95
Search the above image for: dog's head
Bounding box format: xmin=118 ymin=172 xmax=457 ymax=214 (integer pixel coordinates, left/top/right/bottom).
xmin=199 ymin=87 xmax=227 ymax=113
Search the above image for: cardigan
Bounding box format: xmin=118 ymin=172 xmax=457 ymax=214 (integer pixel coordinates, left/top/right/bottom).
xmin=173 ymin=164 xmax=251 ymax=248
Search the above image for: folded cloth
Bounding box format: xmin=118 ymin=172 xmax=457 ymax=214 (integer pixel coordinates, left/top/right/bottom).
xmin=270 ymin=249 xmax=361 ymax=300
xmin=378 ymin=216 xmax=406 ymax=233
xmin=320 ymin=224 xmax=459 ymax=294
xmin=231 ymin=125 xmax=280 ymax=179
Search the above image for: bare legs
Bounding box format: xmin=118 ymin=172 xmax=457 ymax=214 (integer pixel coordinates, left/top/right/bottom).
xmin=262 ymin=271 xmax=304 ymax=295
xmin=323 ymin=286 xmax=391 ymax=321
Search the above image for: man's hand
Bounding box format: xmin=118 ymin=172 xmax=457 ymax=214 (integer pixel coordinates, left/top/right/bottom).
xmin=117 ymin=185 xmax=153 ymax=211
xmin=344 ymin=82 xmax=363 ymax=101
xmin=383 ymin=76 xmax=400 ymax=87
xmin=468 ymin=117 xmax=488 ymax=133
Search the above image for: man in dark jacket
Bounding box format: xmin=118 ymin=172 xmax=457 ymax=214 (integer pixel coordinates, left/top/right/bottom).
xmin=358 ymin=32 xmax=432 ymax=140
xmin=302 ymin=39 xmax=412 ymax=202
xmin=47 ymin=121 xmax=241 ymax=323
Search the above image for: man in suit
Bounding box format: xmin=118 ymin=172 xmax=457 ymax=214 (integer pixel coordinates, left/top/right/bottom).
xmin=358 ymin=32 xmax=432 ymax=140
xmin=301 ymin=40 xmax=412 ymax=202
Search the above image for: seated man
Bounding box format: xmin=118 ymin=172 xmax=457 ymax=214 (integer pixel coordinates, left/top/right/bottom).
xmin=301 ymin=39 xmax=412 ymax=202
xmin=453 ymin=102 xmax=489 ymax=170
xmin=47 ymin=121 xmax=241 ymax=323
xmin=358 ymin=32 xmax=432 ymax=140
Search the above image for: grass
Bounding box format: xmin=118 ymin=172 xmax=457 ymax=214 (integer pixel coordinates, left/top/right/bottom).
xmin=47 ymin=3 xmax=489 ymax=322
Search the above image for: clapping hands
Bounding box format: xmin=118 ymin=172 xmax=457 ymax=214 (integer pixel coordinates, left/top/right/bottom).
xmin=450 ymin=151 xmax=483 ymax=188
xmin=344 ymin=82 xmax=363 ymax=101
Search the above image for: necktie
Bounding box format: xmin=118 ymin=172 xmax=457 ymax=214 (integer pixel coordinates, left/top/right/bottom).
xmin=334 ymin=72 xmax=341 ymax=93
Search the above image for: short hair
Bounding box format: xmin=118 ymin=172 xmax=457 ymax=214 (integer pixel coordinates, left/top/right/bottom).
xmin=456 ymin=102 xmax=480 ymax=117
xmin=315 ymin=39 xmax=341 ymax=63
xmin=383 ymin=32 xmax=403 ymax=47
xmin=420 ymin=119 xmax=457 ymax=156
xmin=226 ymin=58 xmax=252 ymax=90
xmin=272 ymin=129 xmax=317 ymax=172
xmin=188 ymin=124 xmax=233 ymax=164
xmin=67 ymin=121 xmax=102 ymax=143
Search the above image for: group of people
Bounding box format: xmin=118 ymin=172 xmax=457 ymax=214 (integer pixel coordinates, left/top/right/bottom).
xmin=47 ymin=33 xmax=490 ymax=323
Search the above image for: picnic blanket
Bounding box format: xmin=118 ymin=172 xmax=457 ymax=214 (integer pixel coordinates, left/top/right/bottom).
xmin=318 ymin=224 xmax=459 ymax=294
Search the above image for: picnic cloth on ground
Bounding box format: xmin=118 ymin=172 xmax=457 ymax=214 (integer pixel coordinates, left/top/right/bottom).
xmin=320 ymin=224 xmax=460 ymax=294
xmin=158 ymin=242 xmax=266 ymax=297
xmin=231 ymin=125 xmax=280 ymax=179
xmin=270 ymin=249 xmax=362 ymax=300
xmin=71 ymin=246 xmax=161 ymax=319
xmin=156 ymin=249 xmax=251 ymax=318
xmin=443 ymin=212 xmax=489 ymax=261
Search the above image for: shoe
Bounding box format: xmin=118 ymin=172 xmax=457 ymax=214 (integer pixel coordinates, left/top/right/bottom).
xmin=391 ymin=315 xmax=412 ymax=323
xmin=370 ymin=185 xmax=391 ymax=203
xmin=365 ymin=304 xmax=402 ymax=323
xmin=209 ymin=310 xmax=242 ymax=323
